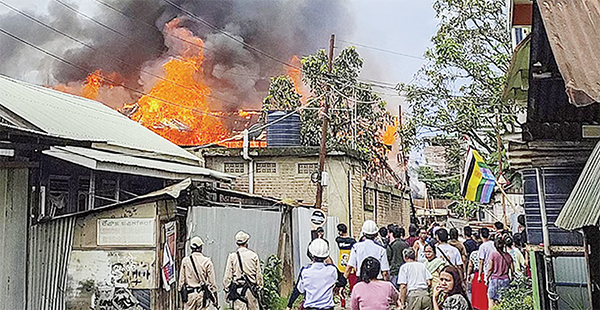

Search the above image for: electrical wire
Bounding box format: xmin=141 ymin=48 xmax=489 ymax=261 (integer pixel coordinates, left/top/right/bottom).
xmin=0 ymin=0 xmax=249 ymax=112
xmin=0 ymin=26 xmax=234 ymax=120
xmin=161 ymin=0 xmax=301 ymax=71
xmin=338 ymin=39 xmax=425 ymax=60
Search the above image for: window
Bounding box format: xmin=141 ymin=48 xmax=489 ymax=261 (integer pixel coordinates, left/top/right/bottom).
xmin=224 ymin=162 xmax=245 ymax=174
xmin=256 ymin=162 xmax=276 ymax=174
xmin=47 ymin=175 xmax=70 ymax=216
xmin=298 ymin=163 xmax=319 ymax=174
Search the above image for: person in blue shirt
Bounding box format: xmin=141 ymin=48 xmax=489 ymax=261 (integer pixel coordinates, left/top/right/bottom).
xmin=286 ymin=238 xmax=339 ymax=310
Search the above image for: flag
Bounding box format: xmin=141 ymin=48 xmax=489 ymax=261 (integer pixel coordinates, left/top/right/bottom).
xmin=461 ymin=147 xmax=496 ymax=203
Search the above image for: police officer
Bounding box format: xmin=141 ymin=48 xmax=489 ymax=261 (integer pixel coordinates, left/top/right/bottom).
xmin=286 ymin=238 xmax=338 ymax=310
xmin=344 ymin=220 xmax=391 ymax=281
xmin=223 ymin=231 xmax=263 ymax=310
xmin=178 ymin=236 xmax=218 ymax=310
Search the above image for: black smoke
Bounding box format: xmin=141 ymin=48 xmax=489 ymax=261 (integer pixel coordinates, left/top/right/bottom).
xmin=0 ymin=0 xmax=353 ymax=110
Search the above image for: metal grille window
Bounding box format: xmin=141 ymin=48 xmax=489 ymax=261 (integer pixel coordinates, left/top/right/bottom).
xmin=256 ymin=162 xmax=276 ymax=173
xmin=298 ymin=163 xmax=319 ymax=174
xmin=224 ymin=163 xmax=245 ymax=174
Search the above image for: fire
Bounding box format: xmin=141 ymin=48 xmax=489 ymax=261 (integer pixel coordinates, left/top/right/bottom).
xmin=128 ymin=19 xmax=228 ymax=146
xmin=287 ymin=55 xmax=309 ymax=104
xmin=82 ymin=70 xmax=102 ymax=100
xmin=381 ymin=119 xmax=398 ymax=146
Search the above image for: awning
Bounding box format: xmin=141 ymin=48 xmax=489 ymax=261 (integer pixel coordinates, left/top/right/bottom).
xmin=502 ymin=34 xmax=530 ymax=104
xmin=538 ymin=0 xmax=600 ymax=106
xmin=555 ymin=141 xmax=600 ymax=230
xmin=43 ymin=146 xmax=233 ymax=182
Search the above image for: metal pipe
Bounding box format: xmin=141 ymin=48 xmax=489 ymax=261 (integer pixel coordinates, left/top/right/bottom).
xmin=535 ymin=168 xmax=560 ymax=309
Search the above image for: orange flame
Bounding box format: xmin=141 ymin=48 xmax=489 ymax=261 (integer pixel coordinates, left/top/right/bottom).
xmin=129 ymin=19 xmax=228 ymax=146
xmin=287 ymin=55 xmax=309 ymax=104
xmin=82 ymin=69 xmax=102 ymax=99
xmin=381 ymin=119 xmax=398 ymax=146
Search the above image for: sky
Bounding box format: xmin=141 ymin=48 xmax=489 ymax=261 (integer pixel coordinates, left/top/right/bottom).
xmin=0 ymin=0 xmax=438 ymax=95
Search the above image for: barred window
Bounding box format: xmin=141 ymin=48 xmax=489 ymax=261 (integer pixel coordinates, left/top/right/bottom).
xmin=298 ymin=163 xmax=319 ymax=174
xmin=256 ymin=162 xmax=276 ymax=174
xmin=224 ymin=163 xmax=245 ymax=174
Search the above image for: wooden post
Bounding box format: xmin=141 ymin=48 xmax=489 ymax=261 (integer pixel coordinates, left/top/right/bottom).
xmin=315 ymin=34 xmax=335 ymax=209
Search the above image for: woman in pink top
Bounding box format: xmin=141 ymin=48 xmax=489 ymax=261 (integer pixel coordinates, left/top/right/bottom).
xmin=350 ymin=257 xmax=399 ymax=310
xmin=486 ymin=237 xmax=513 ymax=309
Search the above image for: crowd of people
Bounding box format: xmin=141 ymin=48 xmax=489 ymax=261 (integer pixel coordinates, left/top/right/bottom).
xmin=288 ymin=219 xmax=528 ymax=310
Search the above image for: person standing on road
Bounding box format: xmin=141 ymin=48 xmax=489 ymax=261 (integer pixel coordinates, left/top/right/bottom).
xmin=286 ymin=238 xmax=338 ymax=310
xmin=462 ymin=227 xmax=479 ymax=258
xmin=350 ymin=256 xmax=399 ymax=310
xmin=335 ymin=223 xmax=356 ymax=306
xmin=433 ymin=266 xmax=472 ymax=310
xmin=178 ymin=236 xmax=218 ymax=310
xmin=413 ymin=228 xmax=428 ymax=263
xmin=387 ymin=226 xmax=410 ymax=287
xmin=475 ymin=228 xmax=494 ymax=310
xmin=397 ymin=248 xmax=433 ymax=310
xmin=435 ymin=229 xmax=463 ymax=273
xmin=448 ymin=228 xmax=467 ymax=271
xmin=223 ymin=231 xmax=263 ymax=310
xmin=486 ymin=237 xmax=513 ymax=309
xmin=345 ymin=220 xmax=391 ymax=282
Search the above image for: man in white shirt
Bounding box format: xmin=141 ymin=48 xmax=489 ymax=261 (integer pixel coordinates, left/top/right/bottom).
xmin=344 ymin=220 xmax=390 ymax=281
xmin=398 ymin=248 xmax=432 ymax=310
xmin=478 ymin=227 xmax=496 ymax=282
xmin=435 ymin=228 xmax=464 ymax=273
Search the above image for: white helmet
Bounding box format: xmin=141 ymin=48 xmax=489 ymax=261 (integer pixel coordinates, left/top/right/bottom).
xmin=190 ymin=236 xmax=204 ymax=248
xmin=308 ymin=238 xmax=329 ymax=259
xmin=361 ymin=220 xmax=378 ymax=235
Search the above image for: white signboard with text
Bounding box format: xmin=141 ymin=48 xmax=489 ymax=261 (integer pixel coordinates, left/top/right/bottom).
xmin=97 ymin=218 xmax=155 ymax=246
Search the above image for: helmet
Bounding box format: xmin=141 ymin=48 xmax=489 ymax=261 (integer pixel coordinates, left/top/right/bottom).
xmin=190 ymin=236 xmax=204 ymax=248
xmin=235 ymin=231 xmax=250 ymax=245
xmin=308 ymin=238 xmax=329 ymax=259
xmin=362 ymin=220 xmax=378 ymax=235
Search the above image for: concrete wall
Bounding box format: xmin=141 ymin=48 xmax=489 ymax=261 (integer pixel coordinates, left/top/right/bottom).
xmin=205 ymin=154 xmax=411 ymax=239
xmin=204 ymin=154 xmax=362 ymax=229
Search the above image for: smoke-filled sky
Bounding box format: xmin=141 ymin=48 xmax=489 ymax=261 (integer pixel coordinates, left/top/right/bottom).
xmin=0 ymin=0 xmax=436 ymax=111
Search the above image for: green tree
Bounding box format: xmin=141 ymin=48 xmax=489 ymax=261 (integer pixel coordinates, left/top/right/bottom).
xmin=263 ymin=47 xmax=395 ymax=174
xmin=399 ymin=0 xmax=522 ymax=158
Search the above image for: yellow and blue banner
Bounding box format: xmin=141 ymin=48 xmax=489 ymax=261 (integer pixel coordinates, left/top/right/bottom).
xmin=461 ymin=147 xmax=496 ymax=204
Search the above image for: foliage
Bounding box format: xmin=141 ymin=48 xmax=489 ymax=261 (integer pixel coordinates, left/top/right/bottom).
xmin=399 ymin=0 xmax=522 ymax=156
xmin=492 ymin=275 xmax=534 ymax=310
xmin=262 ymin=47 xmax=395 ymax=174
xmin=417 ymin=166 xmax=460 ymax=199
xmin=261 ymin=255 xmax=283 ymax=309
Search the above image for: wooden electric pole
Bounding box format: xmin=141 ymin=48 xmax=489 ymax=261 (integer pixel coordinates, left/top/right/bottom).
xmin=315 ymin=34 xmax=335 ymax=209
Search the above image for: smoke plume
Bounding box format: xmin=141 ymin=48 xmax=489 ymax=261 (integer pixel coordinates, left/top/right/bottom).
xmin=0 ymin=0 xmax=353 ymax=110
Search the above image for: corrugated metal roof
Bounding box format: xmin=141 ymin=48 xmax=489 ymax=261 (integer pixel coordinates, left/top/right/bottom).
xmin=44 ymin=146 xmax=233 ymax=181
xmin=538 ymin=0 xmax=600 ymax=106
xmin=555 ymin=141 xmax=600 ymax=230
xmin=0 ymin=74 xmax=200 ymax=164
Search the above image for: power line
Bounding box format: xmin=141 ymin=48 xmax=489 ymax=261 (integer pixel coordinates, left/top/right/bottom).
xmin=0 ymin=0 xmax=249 ymax=111
xmin=161 ymin=0 xmax=301 ymax=71
xmin=338 ymin=39 xmax=425 ymax=60
xmin=0 ymin=25 xmax=234 ymax=121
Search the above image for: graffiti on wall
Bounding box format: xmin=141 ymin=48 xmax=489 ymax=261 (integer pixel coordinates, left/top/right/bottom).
xmin=67 ymin=250 xmax=156 ymax=310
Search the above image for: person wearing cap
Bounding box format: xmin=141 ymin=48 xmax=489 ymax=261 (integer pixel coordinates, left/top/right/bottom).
xmin=178 ymin=236 xmax=218 ymax=310
xmin=223 ymin=231 xmax=263 ymax=310
xmin=344 ymin=220 xmax=390 ymax=282
xmin=286 ymin=238 xmax=338 ymax=310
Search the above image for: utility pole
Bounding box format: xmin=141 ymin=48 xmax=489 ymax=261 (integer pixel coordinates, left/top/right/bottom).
xmin=315 ymin=34 xmax=335 ymax=209
xmin=496 ymin=111 xmax=507 ymax=228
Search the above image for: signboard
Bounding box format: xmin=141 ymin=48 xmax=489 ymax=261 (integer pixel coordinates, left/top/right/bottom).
xmin=97 ymin=218 xmax=155 ymax=246
xmin=310 ymin=209 xmax=326 ymax=227
xmin=338 ymin=249 xmax=351 ymax=273
xmin=161 ymin=221 xmax=177 ymax=290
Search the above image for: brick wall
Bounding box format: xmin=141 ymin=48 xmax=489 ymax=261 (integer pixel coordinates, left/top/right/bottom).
xmin=203 ymin=152 xmax=411 ymax=239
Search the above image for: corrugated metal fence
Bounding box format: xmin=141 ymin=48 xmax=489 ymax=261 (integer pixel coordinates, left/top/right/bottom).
xmin=27 ymin=217 xmax=75 ymax=310
xmin=186 ymin=206 xmax=282 ymax=304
